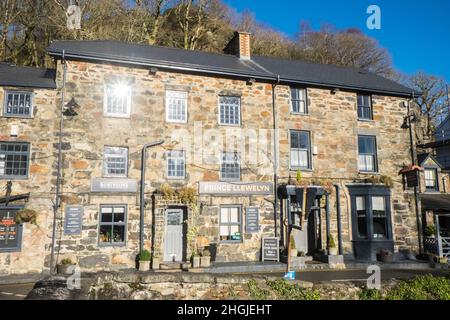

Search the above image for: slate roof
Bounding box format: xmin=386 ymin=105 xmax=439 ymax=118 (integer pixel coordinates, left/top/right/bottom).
xmin=48 ymin=40 xmax=415 ymax=97
xmin=420 ymin=193 xmax=450 ymax=212
xmin=0 ymin=63 xmax=56 ymax=89
xmin=417 ymin=153 xmax=443 ymax=168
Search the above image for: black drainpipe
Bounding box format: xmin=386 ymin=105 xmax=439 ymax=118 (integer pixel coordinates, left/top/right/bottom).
xmin=49 ymin=51 xmax=67 ymax=275
xmin=334 ymin=184 xmax=343 ymax=255
xmin=272 ymin=75 xmax=281 ymax=238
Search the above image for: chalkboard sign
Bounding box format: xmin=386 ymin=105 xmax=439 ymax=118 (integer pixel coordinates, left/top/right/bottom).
xmin=262 ymin=237 xmax=279 ymax=262
xmin=0 ymin=208 xmax=22 ymax=252
xmin=246 ymin=207 xmax=259 ymax=233
xmin=64 ymin=206 xmax=83 ymax=235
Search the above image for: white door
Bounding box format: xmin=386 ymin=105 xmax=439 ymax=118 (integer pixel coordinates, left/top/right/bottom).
xmin=164 ymin=209 xmax=184 ymax=262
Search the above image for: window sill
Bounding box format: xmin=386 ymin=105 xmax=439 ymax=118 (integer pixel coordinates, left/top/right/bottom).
xmin=0 ymin=176 xmax=29 ymax=180
xmin=218 ymin=123 xmax=242 ymax=127
xmin=358 ymin=118 xmax=375 ymax=123
xmin=358 ymin=171 xmax=380 ymax=175
xmin=290 ymin=167 xmax=312 ymax=172
xmin=290 ymin=112 xmax=309 ymax=116
xmin=103 ymin=175 xmax=128 ymax=179
xmin=103 ymin=114 xmax=131 ymax=119
xmin=98 ymin=243 xmax=126 ymax=248
xmin=166 ymin=120 xmax=188 ymax=124
xmin=167 ymin=177 xmax=186 ymax=181
xmin=2 ymin=114 xmax=33 ymax=119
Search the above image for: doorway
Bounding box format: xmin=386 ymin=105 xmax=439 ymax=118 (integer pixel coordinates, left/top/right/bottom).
xmin=163 ymin=209 xmax=185 ymax=262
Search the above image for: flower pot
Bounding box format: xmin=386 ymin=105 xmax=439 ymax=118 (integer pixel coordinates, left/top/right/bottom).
xmin=57 ymin=264 xmax=76 ymax=275
xmin=290 ymin=249 xmax=298 ymax=257
xmin=328 ymin=247 xmax=338 ymax=256
xmin=376 ymin=250 xmax=393 ymax=263
xmin=139 ymin=260 xmax=150 ymax=272
xmin=191 ymin=256 xmax=200 ymax=268
xmin=200 ymin=256 xmax=211 ymax=268
xmin=152 ymin=258 xmax=160 ymax=270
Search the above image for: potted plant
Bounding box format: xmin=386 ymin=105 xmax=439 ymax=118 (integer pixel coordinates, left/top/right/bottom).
xmin=152 ymin=254 xmax=160 ymax=270
xmin=425 ymin=225 xmax=437 ymax=238
xmin=376 ymin=249 xmax=393 ymax=263
xmin=328 ymin=235 xmax=338 ymax=256
xmin=15 ymin=209 xmax=38 ymax=225
xmin=191 ymin=251 xmax=200 ymax=268
xmin=289 ymin=234 xmax=298 ymax=257
xmin=57 ymin=258 xmax=76 ymax=275
xmin=138 ymin=250 xmax=151 ymax=272
xmin=200 ymin=248 xmax=211 ymax=268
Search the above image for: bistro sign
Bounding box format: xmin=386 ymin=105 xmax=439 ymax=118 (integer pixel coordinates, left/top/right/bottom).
xmin=198 ymin=182 xmax=274 ymax=196
xmin=91 ymin=178 xmax=138 ymax=193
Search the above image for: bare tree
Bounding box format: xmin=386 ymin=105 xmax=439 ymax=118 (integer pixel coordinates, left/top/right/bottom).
xmin=0 ymin=0 xmax=20 ymax=60
xmin=407 ymin=72 xmax=448 ymax=144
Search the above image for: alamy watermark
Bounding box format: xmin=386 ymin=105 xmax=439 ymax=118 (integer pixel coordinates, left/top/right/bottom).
xmin=367 ymin=265 xmax=381 ymax=290
xmin=367 ymin=5 xmax=381 ymax=30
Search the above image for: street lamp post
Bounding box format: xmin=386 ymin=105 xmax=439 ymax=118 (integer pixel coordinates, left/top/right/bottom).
xmin=139 ymin=140 xmax=164 ymax=253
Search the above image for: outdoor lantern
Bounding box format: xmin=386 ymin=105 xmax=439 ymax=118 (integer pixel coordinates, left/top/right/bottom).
xmin=63 ymin=97 xmax=80 ymax=116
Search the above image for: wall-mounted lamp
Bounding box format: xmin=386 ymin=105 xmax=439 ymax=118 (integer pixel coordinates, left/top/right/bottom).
xmin=149 ymin=67 xmax=158 ymax=76
xmin=10 ymin=125 xmax=19 ymax=137
xmin=331 ymin=88 xmax=340 ymax=95
xmin=63 ymin=97 xmax=80 ymax=116
xmin=246 ymin=78 xmax=256 ymax=86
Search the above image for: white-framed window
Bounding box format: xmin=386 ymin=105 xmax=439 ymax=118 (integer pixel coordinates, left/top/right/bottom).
xmin=425 ymin=169 xmax=438 ymax=191
xmin=220 ymin=152 xmax=240 ymax=181
xmin=290 ymin=130 xmax=311 ymax=169
xmin=219 ymin=206 xmax=242 ymax=242
xmin=290 ymin=88 xmax=307 ymax=114
xmin=358 ymin=135 xmax=378 ymax=172
xmin=3 ymin=91 xmax=33 ymax=117
xmin=98 ymin=205 xmax=127 ymax=246
xmin=219 ymin=96 xmax=240 ymax=126
xmin=167 ymin=150 xmax=185 ymax=179
xmin=0 ymin=142 xmax=30 ymax=179
xmin=104 ymin=84 xmax=131 ymax=117
xmin=357 ymin=94 xmax=373 ymax=120
xmin=103 ymin=147 xmax=128 ymax=177
xmin=166 ymin=90 xmax=187 ymax=123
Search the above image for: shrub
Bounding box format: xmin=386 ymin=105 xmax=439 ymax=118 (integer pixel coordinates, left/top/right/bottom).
xmin=247 ymin=280 xmax=270 ymax=300
xmin=359 ymin=288 xmax=382 ymax=300
xmin=328 ymin=235 xmax=336 ymax=248
xmin=139 ymin=250 xmax=151 ymax=261
xmin=386 ymin=275 xmax=450 ymax=300
xmin=60 ymin=258 xmax=74 ymax=265
xmin=267 ymin=279 xmax=321 ymax=300
xmin=424 ymin=225 xmax=437 ymax=237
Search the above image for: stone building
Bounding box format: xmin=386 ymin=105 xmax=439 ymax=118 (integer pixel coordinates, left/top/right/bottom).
xmin=1 ymin=32 xmax=425 ymax=274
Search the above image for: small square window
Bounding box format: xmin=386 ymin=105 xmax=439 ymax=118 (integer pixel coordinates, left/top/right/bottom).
xmin=3 ymin=91 xmax=33 ymax=117
xmin=0 ymin=142 xmax=30 ymax=179
xmin=167 ymin=150 xmax=185 ymax=179
xmin=103 ymin=147 xmax=128 ymax=177
xmin=166 ymin=91 xmax=187 ymax=123
xmin=219 ymin=96 xmax=240 ymax=126
xmin=104 ymin=84 xmax=131 ymax=117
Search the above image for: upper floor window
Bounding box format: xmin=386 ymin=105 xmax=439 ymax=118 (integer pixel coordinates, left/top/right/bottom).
xmin=3 ymin=91 xmax=33 ymax=117
xmin=0 ymin=142 xmax=30 ymax=179
xmin=357 ymin=94 xmax=373 ymax=120
xmin=220 ymin=152 xmax=240 ymax=181
xmin=103 ymin=147 xmax=128 ymax=177
xmin=290 ymin=88 xmax=307 ymax=114
xmin=290 ymin=130 xmax=311 ymax=169
xmin=167 ymin=150 xmax=186 ymax=179
xmin=358 ymin=135 xmax=378 ymax=173
xmin=425 ymin=169 xmax=439 ymax=191
xmin=166 ymin=90 xmax=187 ymax=123
xmin=104 ymin=84 xmax=131 ymax=118
xmin=219 ymin=96 xmax=240 ymax=126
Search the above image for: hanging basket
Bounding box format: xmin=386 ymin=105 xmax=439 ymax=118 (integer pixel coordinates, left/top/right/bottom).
xmin=15 ymin=209 xmax=38 ymax=225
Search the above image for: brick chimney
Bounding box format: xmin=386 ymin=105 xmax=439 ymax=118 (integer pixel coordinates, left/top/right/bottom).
xmin=224 ymin=31 xmax=252 ymax=60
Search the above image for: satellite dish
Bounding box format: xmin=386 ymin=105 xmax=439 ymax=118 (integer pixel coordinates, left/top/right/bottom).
xmin=66 ymin=3 xmax=81 ymax=30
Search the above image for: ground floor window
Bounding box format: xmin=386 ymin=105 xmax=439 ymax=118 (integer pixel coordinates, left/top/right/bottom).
xmin=0 ymin=208 xmax=22 ymax=252
xmin=349 ymin=186 xmax=392 ymax=241
xmin=219 ymin=206 xmax=242 ymax=242
xmin=98 ymin=205 xmax=127 ymax=246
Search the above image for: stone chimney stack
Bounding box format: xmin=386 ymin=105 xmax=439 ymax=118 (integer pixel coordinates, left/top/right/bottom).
xmin=224 ymin=31 xmax=252 ymax=60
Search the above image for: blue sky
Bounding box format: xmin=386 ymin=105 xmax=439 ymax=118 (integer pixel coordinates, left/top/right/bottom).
xmin=223 ymin=0 xmax=450 ymax=82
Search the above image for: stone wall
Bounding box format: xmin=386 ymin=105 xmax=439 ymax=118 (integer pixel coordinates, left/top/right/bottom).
xmin=0 ymin=86 xmax=57 ymax=275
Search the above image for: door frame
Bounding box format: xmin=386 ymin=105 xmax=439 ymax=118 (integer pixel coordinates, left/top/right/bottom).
xmin=163 ymin=207 xmax=187 ymax=262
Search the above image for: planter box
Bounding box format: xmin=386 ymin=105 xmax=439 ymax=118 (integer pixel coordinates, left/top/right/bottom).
xmin=139 ymin=261 xmax=150 ymax=272
xmin=314 ymin=253 xmax=345 ymax=268
xmin=291 ymin=256 xmax=307 ymax=269
xmin=191 ymin=256 xmax=200 ymax=268
xmin=200 ymin=256 xmax=211 ymax=268
xmin=57 ymin=264 xmax=76 ymax=275
xmin=152 ymin=258 xmax=160 ymax=270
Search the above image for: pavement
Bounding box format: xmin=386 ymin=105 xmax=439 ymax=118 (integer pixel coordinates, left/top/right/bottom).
xmin=0 ymin=283 xmax=35 ymax=300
